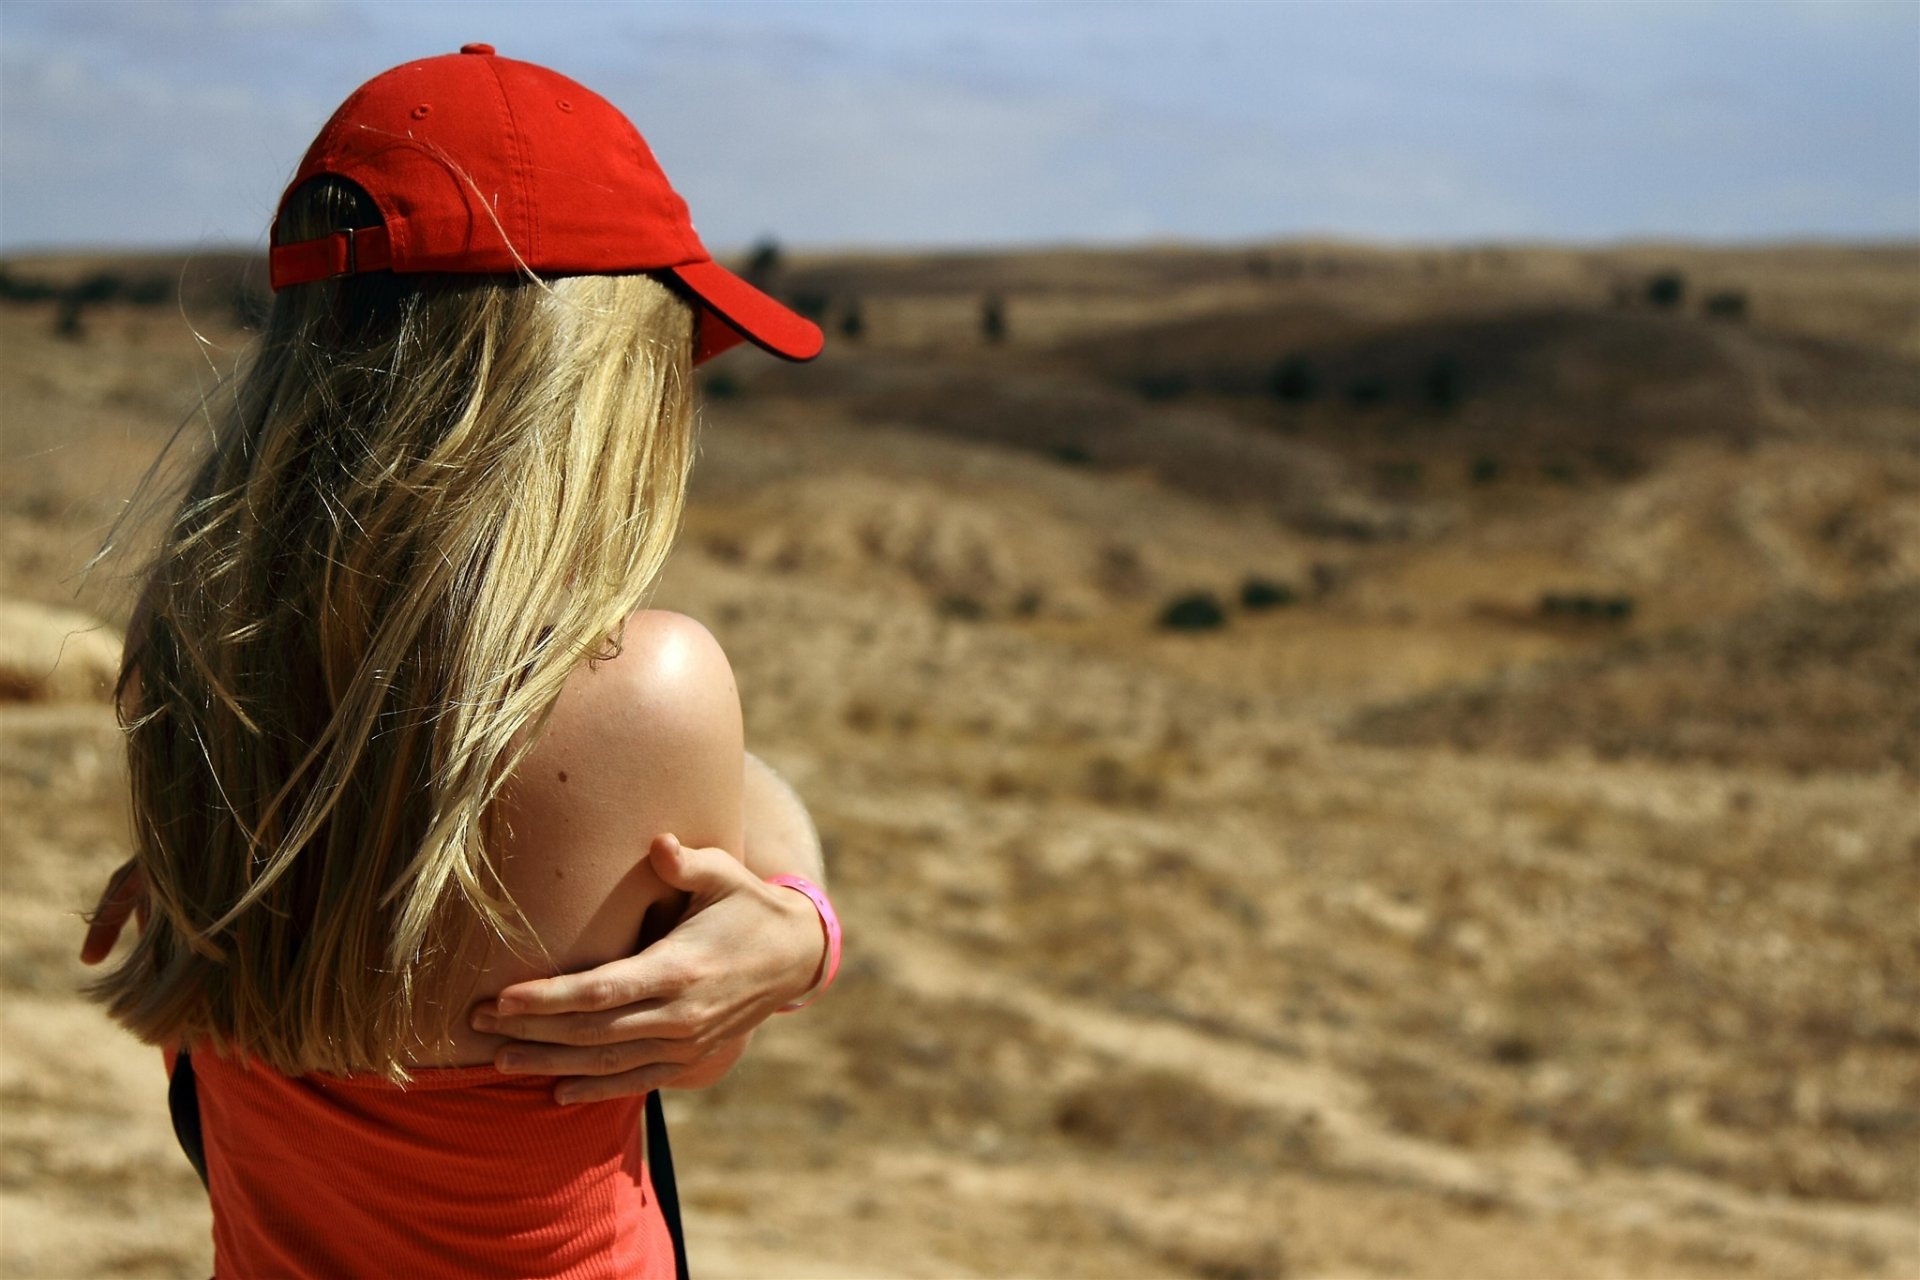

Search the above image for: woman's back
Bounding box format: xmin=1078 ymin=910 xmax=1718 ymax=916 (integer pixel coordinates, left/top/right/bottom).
xmin=188 ymin=1053 xmax=673 ymax=1280
xmin=188 ymin=609 xmax=743 ymax=1278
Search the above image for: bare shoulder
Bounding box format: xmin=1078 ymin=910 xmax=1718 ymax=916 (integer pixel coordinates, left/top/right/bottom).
xmin=523 ymin=609 xmax=744 ymax=854
xmin=575 ymin=609 xmax=741 ymax=748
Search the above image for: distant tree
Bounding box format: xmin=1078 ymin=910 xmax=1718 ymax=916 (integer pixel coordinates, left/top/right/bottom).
xmin=1158 ymin=591 xmax=1228 ymax=632
xmin=48 ymin=272 xmax=126 ymax=338
xmin=839 ymin=299 xmax=865 ymax=341
xmin=1644 ymin=270 xmax=1686 ymax=309
xmin=124 ymin=275 xmax=172 ymax=307
xmin=1703 ymin=289 xmax=1749 ymax=321
xmin=0 ymin=269 xmax=56 ymax=303
xmin=743 ymin=237 xmax=782 ymax=289
xmin=69 ymin=273 xmax=123 ymax=307
xmin=1469 ymin=455 xmax=1503 ymax=484
xmin=789 ymin=290 xmax=830 ymax=321
xmin=980 ymin=293 xmax=1007 ymax=344
xmin=53 ymin=297 xmax=86 ymax=341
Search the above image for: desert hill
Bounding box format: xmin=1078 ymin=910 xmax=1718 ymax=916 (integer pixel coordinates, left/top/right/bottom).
xmin=1 ymin=239 xmax=1915 ymax=1279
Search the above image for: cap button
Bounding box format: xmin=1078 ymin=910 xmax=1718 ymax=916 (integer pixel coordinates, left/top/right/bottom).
xmin=460 ymin=43 xmax=496 ymax=56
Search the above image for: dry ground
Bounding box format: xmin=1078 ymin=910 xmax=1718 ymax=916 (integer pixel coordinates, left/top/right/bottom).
xmin=2 ymin=240 xmax=1916 ymax=1279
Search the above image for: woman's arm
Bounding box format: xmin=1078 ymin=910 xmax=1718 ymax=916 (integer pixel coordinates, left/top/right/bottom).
xmin=469 ymin=750 xmax=834 ymax=1101
xmin=743 ymin=752 xmax=827 ymax=885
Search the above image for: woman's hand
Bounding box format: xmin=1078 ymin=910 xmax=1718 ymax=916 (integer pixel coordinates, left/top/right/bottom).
xmin=471 ymin=833 xmax=827 ymax=1104
xmin=79 ymin=859 xmax=148 ymax=965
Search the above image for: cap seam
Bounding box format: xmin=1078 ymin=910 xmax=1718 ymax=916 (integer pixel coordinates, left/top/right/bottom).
xmin=478 ymin=56 xmax=537 ymax=265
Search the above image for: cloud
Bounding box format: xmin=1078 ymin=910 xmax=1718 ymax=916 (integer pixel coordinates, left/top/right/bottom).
xmin=0 ymin=41 xmax=324 ymax=250
xmin=1 ymin=0 xmax=1913 ymax=252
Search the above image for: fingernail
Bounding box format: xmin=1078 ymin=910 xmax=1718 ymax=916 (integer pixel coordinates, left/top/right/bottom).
xmin=495 ymin=997 xmax=522 ymax=1016
xmin=471 ymin=1012 xmax=497 ymax=1032
xmin=498 ymin=1050 xmax=525 ymax=1072
xmin=556 ymin=1089 xmax=579 ymax=1106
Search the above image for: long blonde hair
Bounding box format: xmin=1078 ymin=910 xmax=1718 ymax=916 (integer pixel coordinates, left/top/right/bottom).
xmin=89 ymin=178 xmax=697 ymax=1080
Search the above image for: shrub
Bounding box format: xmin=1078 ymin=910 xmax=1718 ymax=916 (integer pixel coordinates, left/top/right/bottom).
xmin=1137 ymin=370 xmax=1192 ymax=401
xmin=1644 ymin=271 xmax=1686 ymax=309
xmin=1703 ymin=289 xmax=1748 ymax=321
xmin=1158 ymin=591 xmax=1227 ymax=631
xmin=1538 ymin=592 xmax=1636 ymax=622
xmin=1588 ymin=443 xmax=1644 ymax=480
xmin=1268 ymin=356 xmax=1317 ymax=404
xmin=704 ymin=371 xmax=743 ymax=400
xmin=1469 ymin=455 xmax=1503 ymax=484
xmin=1241 ymin=577 xmax=1298 ymax=610
xmin=1346 ymin=377 xmax=1389 ymax=409
xmin=743 ymin=237 xmax=782 ymax=288
xmin=1049 ymin=442 xmax=1094 ymax=467
xmin=839 ymin=300 xmax=865 ymax=341
xmin=1425 ymin=353 xmax=1464 ymax=412
xmin=937 ymin=593 xmax=985 ymax=621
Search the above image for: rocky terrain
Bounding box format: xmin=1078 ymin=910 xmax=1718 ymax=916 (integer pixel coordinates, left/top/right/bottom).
xmin=2 ymin=240 xmax=1916 ymax=1278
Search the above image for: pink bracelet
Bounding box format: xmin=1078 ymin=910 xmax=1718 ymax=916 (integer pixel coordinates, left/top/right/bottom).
xmin=765 ymin=875 xmax=842 ymax=1012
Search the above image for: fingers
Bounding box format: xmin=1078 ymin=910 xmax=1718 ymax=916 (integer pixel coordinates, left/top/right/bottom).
xmin=489 ymin=952 xmax=689 ymax=1017
xmin=79 ymin=861 xmax=146 ymax=965
xmin=473 ymin=1002 xmax=689 ymax=1047
xmin=553 ymin=1061 xmax=688 ymax=1106
xmin=495 ymin=1036 xmax=689 ymax=1079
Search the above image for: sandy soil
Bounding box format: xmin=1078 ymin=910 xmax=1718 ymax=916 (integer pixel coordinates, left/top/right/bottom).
xmin=2 ymin=241 xmax=1916 ymax=1279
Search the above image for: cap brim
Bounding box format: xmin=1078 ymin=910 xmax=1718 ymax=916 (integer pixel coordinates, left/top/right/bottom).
xmin=669 ymin=259 xmax=824 ymax=365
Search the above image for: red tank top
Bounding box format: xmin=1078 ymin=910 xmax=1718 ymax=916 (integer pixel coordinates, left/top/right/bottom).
xmin=173 ymin=1047 xmax=677 ymax=1279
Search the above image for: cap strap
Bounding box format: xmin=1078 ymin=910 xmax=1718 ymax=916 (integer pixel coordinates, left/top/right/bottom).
xmin=269 ymin=225 xmax=395 ymax=291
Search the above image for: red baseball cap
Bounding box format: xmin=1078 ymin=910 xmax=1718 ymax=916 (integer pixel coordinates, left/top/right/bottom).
xmin=268 ymin=43 xmax=822 ymax=364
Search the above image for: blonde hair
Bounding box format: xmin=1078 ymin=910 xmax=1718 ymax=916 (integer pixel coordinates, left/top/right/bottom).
xmin=88 ymin=178 xmax=697 ymax=1080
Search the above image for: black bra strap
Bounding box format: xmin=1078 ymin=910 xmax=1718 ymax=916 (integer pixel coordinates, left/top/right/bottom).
xmin=646 ymin=1088 xmax=690 ymax=1280
xmin=168 ymin=1050 xmax=210 ymax=1190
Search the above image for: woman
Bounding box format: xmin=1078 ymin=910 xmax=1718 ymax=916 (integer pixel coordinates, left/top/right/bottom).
xmin=78 ymin=44 xmax=839 ymax=1279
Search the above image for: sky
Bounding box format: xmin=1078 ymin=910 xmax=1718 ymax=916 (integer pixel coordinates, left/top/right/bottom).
xmin=1 ymin=0 xmax=1915 ymax=255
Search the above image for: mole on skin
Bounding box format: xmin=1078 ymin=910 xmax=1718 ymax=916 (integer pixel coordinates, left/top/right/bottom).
xmin=557 ymin=771 xmax=569 ymax=782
